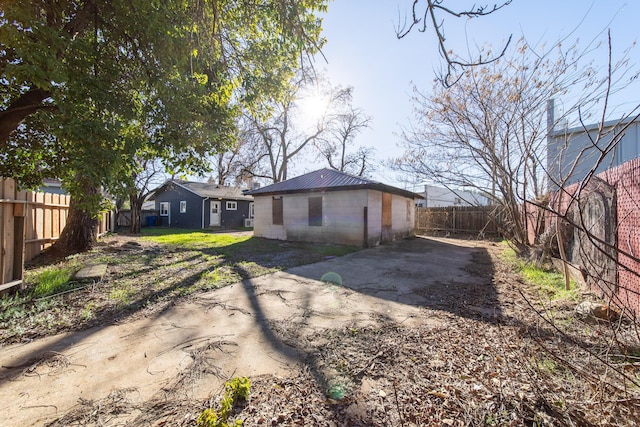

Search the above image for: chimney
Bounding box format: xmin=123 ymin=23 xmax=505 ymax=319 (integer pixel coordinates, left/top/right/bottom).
xmin=546 ymin=99 xmax=555 ymax=133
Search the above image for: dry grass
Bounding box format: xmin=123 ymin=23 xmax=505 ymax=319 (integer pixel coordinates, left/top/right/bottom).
xmin=38 ymin=240 xmax=640 ymax=426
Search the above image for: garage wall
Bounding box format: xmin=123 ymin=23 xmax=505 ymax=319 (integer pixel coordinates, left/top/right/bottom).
xmin=254 ymin=189 xmax=416 ymax=246
xmin=366 ymin=190 xmax=382 ymax=246
xmin=253 ymin=190 xmax=369 ymax=245
xmin=392 ymin=193 xmax=415 ymax=236
xmin=366 ymin=191 xmax=416 ymax=246
xmin=253 ymin=196 xmax=286 ymax=240
xmin=283 ymin=190 xmax=368 ymax=246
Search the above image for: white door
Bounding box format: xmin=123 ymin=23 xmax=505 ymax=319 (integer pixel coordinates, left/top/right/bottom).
xmin=210 ymin=201 xmax=221 ymax=226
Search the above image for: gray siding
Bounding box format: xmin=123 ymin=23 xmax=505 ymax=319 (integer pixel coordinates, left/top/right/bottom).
xmin=209 ymin=199 xmax=252 ymax=228
xmin=154 ymin=183 xmax=253 ymax=229
xmin=154 ymin=184 xmax=203 ymax=228
xmin=548 ymin=119 xmax=640 ymax=188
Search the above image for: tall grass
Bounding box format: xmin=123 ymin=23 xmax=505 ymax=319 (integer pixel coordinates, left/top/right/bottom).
xmin=32 ymin=267 xmax=75 ymax=298
xmin=501 ymin=245 xmax=579 ymax=301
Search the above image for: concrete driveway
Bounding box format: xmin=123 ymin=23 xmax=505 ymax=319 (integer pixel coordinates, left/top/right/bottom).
xmin=0 ymin=236 xmax=496 ymax=426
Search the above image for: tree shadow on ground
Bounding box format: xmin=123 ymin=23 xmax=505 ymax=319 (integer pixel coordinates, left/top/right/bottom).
xmin=0 ymin=234 xmax=353 ymax=385
xmin=1 ymin=233 xmax=623 ymax=425
xmin=230 ymin=236 xmax=507 ymax=425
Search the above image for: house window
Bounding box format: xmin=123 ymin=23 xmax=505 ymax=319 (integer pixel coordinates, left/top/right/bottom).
xmin=180 ymin=201 xmax=187 ymax=213
xmin=272 ymin=197 xmax=283 ymax=225
xmin=249 ymin=202 xmax=254 ymax=218
xmin=308 ymin=196 xmax=322 ymax=226
xmin=226 ymin=201 xmax=237 ymax=210
xmin=159 ymin=202 xmax=169 ymax=216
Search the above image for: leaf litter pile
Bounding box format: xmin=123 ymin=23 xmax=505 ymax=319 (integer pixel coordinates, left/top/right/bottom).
xmin=42 ymin=241 xmax=640 ymax=426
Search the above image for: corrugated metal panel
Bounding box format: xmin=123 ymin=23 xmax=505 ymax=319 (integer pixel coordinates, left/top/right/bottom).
xmin=250 ymin=169 xmax=371 ymax=193
xmin=247 ymin=169 xmax=422 ymax=200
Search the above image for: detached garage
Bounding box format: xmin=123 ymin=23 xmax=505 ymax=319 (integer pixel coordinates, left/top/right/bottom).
xmin=247 ymin=168 xmax=422 ymax=247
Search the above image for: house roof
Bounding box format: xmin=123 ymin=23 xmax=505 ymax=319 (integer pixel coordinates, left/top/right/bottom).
xmin=549 ymin=115 xmax=639 ymax=137
xmin=151 ymin=180 xmax=253 ymax=201
xmin=247 ymin=168 xmax=423 ymax=199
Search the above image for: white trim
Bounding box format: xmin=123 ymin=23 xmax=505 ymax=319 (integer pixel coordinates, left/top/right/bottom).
xmin=180 ymin=200 xmax=187 ymax=213
xmin=159 ymin=202 xmax=169 ymax=216
xmin=202 ymin=197 xmax=209 ymax=229
xmin=210 ymin=200 xmax=221 ymax=226
xmin=226 ymin=201 xmax=237 ymax=210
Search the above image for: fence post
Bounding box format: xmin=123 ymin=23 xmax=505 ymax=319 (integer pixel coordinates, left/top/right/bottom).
xmin=452 ymin=207 xmax=456 ymax=233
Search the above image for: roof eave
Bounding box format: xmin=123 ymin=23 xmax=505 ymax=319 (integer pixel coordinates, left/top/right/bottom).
xmin=250 ymin=184 xmax=423 ymax=199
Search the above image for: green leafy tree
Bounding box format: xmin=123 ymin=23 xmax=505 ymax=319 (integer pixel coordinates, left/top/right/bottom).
xmin=1 ymin=0 xmax=327 ymax=254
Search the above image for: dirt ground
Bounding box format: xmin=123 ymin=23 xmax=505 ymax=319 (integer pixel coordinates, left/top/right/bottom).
xmin=1 ymin=235 xmax=638 ymax=426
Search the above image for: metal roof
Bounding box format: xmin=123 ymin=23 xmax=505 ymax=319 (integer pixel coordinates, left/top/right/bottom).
xmin=151 ymin=180 xmax=253 ymax=201
xmin=247 ymin=168 xmax=423 ymax=199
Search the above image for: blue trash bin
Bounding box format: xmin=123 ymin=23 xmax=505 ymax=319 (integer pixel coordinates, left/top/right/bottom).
xmin=146 ymin=216 xmax=157 ymax=227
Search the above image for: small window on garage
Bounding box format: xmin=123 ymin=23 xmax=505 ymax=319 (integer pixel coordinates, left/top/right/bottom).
xmin=272 ymin=197 xmax=283 ymax=225
xmin=159 ymin=202 xmax=169 ymax=216
xmin=226 ymin=201 xmax=237 ymax=210
xmin=249 ymin=202 xmax=254 ymax=218
xmin=180 ymin=200 xmax=187 ymax=213
xmin=308 ymin=196 xmax=322 ymax=226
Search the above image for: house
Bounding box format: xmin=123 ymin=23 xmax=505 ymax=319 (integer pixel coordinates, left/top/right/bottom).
xmin=416 ymin=185 xmax=490 ymax=208
xmin=150 ymin=180 xmax=254 ymax=229
xmin=545 ymin=109 xmax=640 ymax=315
xmin=247 ymin=168 xmax=423 ymax=247
xmin=547 ymin=114 xmax=640 ymax=188
xmin=38 ymin=178 xmax=67 ymax=195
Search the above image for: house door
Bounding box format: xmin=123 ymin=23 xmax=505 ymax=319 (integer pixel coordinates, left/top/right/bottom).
xmin=210 ymin=201 xmax=221 ymax=226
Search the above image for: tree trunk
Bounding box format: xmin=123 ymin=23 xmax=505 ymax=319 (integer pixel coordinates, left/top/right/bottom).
xmin=0 ymin=88 xmax=53 ymax=147
xmin=53 ymin=196 xmax=100 ymax=256
xmin=129 ymin=192 xmax=143 ymax=234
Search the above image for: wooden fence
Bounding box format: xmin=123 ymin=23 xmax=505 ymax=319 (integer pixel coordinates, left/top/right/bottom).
xmin=0 ymin=178 xmax=111 ymax=292
xmin=416 ymin=206 xmax=499 ymax=235
xmin=116 ymin=209 xmax=159 ymax=228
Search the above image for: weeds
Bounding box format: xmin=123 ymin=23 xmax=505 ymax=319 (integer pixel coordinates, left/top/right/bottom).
xmin=1 ymin=231 xmax=358 ymax=344
xmin=31 ymin=267 xmax=75 ymax=298
xmin=197 ymin=377 xmax=250 ymax=427
xmin=501 ymin=247 xmax=579 ymax=301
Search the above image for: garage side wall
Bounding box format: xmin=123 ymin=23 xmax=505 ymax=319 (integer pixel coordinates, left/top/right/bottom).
xmin=365 ymin=191 xmax=415 ymax=246
xmin=392 ymin=193 xmax=416 ymax=239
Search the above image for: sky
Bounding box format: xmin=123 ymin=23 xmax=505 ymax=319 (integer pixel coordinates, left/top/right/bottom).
xmin=305 ymin=0 xmax=640 ymax=190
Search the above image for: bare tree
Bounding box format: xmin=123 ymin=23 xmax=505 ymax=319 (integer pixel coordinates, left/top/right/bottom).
xmin=396 ymin=0 xmax=513 ymax=86
xmin=119 ymin=158 xmax=168 ymax=234
xmin=393 ymin=38 xmax=602 ymax=248
xmin=316 ymin=87 xmax=374 ymax=176
xmin=205 ymin=143 xmax=244 ymax=186
xmin=242 ymin=71 xmax=348 ymax=183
